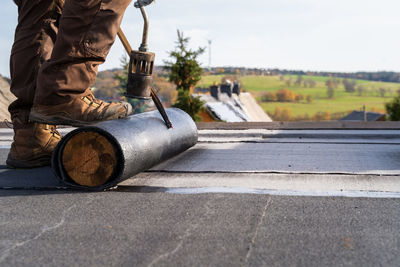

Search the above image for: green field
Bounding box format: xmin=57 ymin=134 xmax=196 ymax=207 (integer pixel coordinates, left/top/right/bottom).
xmin=199 ymin=75 xmax=400 ymax=120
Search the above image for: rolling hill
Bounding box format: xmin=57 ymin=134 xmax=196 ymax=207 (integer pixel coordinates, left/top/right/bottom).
xmin=200 ymin=75 xmax=399 ymax=121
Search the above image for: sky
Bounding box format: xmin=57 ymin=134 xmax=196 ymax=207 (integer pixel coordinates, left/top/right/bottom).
xmin=1 ymin=0 xmax=400 ymax=77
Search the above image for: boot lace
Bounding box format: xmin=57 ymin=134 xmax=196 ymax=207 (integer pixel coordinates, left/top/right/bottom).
xmin=83 ymin=93 xmax=106 ymax=109
xmin=46 ymin=125 xmax=62 ymax=139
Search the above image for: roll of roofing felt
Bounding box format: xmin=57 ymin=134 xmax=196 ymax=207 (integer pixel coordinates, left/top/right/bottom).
xmin=51 ymin=108 xmax=198 ymax=190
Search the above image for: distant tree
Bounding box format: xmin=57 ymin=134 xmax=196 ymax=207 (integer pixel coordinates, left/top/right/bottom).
xmin=379 ymin=88 xmax=387 ymax=98
xmin=273 ymin=107 xmax=281 ymax=120
xmin=327 ymin=87 xmax=335 ymax=98
xmin=295 ymin=75 xmax=303 ymax=86
xmin=313 ymin=111 xmax=331 ymax=121
xmin=273 ymin=107 xmax=291 ymax=121
xmin=263 ymin=90 xmax=305 ymax=103
xmin=302 ymin=79 xmax=315 ymax=88
xmin=343 ymin=78 xmax=356 ymax=93
xmin=164 ymin=30 xmax=205 ymax=121
xmin=356 ymin=85 xmax=365 ymax=96
xmin=386 ymin=95 xmax=400 ymax=121
xmin=299 ymin=113 xmax=311 ymax=121
xmin=289 ymin=91 xmax=296 ymax=102
xmin=295 ymin=94 xmax=304 ymax=102
xmin=332 ymin=78 xmax=340 ymax=88
xmin=305 ymin=79 xmax=317 ymax=88
xmin=326 ymin=79 xmax=335 ymax=98
xmin=311 ymin=80 xmax=317 ymax=88
xmin=262 ymin=92 xmax=277 ymax=102
xmin=276 ymin=89 xmax=296 ymax=102
xmin=280 ymin=108 xmax=291 ymax=121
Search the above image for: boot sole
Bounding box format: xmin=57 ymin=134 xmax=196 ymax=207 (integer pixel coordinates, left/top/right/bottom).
xmin=29 ymin=110 xmax=128 ymax=127
xmin=29 ymin=111 xmax=98 ymax=127
xmin=6 ymin=154 xmax=51 ymax=169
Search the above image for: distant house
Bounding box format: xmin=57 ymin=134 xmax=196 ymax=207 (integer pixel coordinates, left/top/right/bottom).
xmin=340 ymin=111 xmax=386 ymax=122
xmin=195 ymin=81 xmax=272 ymax=122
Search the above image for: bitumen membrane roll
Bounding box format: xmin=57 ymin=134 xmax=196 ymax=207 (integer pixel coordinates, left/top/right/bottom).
xmin=51 ymin=108 xmax=198 ymax=190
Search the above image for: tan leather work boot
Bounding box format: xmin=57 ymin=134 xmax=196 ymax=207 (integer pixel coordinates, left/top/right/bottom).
xmin=29 ymin=93 xmax=133 ymax=127
xmin=7 ymin=123 xmax=62 ymax=169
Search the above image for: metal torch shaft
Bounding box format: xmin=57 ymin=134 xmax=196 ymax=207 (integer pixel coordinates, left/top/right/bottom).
xmin=139 ymin=7 xmax=149 ymax=52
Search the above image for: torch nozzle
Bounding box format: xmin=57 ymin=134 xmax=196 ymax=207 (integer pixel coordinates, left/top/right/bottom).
xmin=134 ymin=0 xmax=155 ymax=8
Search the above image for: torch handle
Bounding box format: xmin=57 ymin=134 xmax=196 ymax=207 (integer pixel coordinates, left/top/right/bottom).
xmin=117 ymin=28 xmax=133 ymax=54
xmin=151 ymin=87 xmax=173 ymax=129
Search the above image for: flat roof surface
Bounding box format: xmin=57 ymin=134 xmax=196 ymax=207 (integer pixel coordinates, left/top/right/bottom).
xmin=1 ymin=125 xmax=400 ymax=266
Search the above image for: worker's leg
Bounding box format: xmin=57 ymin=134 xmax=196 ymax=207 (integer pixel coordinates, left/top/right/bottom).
xmin=30 ymin=0 xmax=132 ymax=127
xmin=9 ymin=0 xmax=64 ymax=125
xmin=7 ymin=0 xmax=64 ymax=168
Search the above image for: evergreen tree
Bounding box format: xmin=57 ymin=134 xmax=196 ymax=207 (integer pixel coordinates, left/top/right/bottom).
xmin=164 ymin=30 xmax=205 ymax=121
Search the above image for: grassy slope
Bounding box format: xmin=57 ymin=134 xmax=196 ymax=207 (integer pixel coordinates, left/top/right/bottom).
xmin=199 ymin=75 xmax=399 ymax=118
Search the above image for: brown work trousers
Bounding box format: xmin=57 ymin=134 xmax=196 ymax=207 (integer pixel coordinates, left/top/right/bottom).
xmin=9 ymin=0 xmax=131 ymax=126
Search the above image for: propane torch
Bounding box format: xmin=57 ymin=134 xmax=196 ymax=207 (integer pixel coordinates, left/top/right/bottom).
xmin=117 ymin=0 xmax=173 ymax=128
